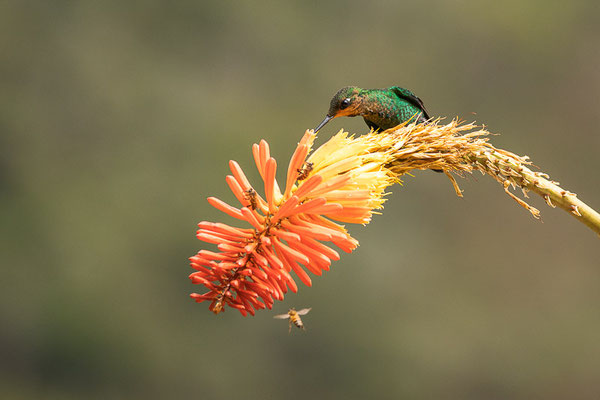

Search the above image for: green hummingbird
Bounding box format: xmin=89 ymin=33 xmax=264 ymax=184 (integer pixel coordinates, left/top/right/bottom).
xmin=314 ymin=86 xmax=430 ymax=133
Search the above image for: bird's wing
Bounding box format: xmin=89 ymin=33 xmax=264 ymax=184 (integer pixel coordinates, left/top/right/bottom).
xmin=273 ymin=314 xmax=290 ymax=319
xmin=296 ymin=308 xmax=312 ymax=315
xmin=388 ymin=86 xmax=431 ymax=120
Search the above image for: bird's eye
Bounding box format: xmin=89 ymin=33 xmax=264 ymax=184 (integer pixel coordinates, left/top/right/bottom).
xmin=340 ymin=98 xmax=351 ymax=110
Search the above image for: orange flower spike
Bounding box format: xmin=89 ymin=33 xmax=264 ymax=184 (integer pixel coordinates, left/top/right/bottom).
xmin=192 ymin=129 xmax=401 ymax=314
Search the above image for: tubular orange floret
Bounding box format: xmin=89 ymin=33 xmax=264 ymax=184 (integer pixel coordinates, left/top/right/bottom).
xmin=271 ymin=195 xmax=300 ymax=222
xmin=229 ymin=160 xmax=252 ymax=190
xmin=285 ymin=144 xmax=309 ymax=197
xmin=273 ymin=238 xmax=311 ymax=265
xmin=240 ymin=207 xmax=263 ymax=230
xmin=190 ymin=129 xmax=396 ymax=315
xmin=252 ymin=143 xmax=264 ymax=179
xmin=225 ymin=175 xmax=249 ymax=207
xmin=197 ymin=221 xmax=254 ymax=238
xmin=292 ymin=174 xmax=323 ymax=199
xmin=270 ymin=227 xmax=301 ymax=242
xmin=306 ymin=174 xmax=353 ymax=197
xmin=264 ymin=158 xmax=277 ymax=212
xmin=207 ymin=197 xmax=245 ymax=220
xmin=287 ymin=197 xmax=327 ymax=215
xmin=197 ymin=229 xmax=242 ymax=242
xmin=281 ymin=219 xmax=332 ymax=241
xmin=300 ymin=237 xmax=340 ymax=261
xmin=196 ymin=232 xmax=234 ymax=245
xmin=259 ymin=140 xmax=270 ymax=167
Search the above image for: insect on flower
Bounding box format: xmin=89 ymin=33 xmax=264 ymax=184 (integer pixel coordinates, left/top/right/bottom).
xmin=244 ymin=187 xmax=259 ymax=210
xmin=274 ymin=308 xmax=312 ymax=333
xmin=296 ymin=161 xmax=313 ymax=181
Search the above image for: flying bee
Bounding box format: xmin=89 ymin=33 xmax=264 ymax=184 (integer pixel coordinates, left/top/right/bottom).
xmin=244 ymin=188 xmax=258 ymax=210
xmin=296 ymin=162 xmax=313 ymax=181
xmin=273 ymin=308 xmax=312 ymax=333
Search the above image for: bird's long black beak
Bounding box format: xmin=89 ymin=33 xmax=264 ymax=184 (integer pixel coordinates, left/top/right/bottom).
xmin=314 ymin=115 xmax=333 ymax=133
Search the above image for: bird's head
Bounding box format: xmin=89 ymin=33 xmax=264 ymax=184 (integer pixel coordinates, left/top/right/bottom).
xmin=315 ymin=86 xmax=363 ymax=133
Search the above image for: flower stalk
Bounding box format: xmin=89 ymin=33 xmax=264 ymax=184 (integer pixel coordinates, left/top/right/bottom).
xmin=380 ymin=120 xmax=600 ymax=235
xmin=190 ymin=120 xmax=600 ymax=316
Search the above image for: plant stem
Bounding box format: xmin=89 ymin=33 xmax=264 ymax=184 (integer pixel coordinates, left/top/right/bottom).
xmin=468 ymin=150 xmax=600 ymax=236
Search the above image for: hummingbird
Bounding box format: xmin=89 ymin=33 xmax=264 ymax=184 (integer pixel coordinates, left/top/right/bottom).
xmin=314 ymin=86 xmax=430 ymax=133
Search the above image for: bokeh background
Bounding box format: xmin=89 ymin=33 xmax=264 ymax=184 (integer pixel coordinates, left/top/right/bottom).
xmin=2 ymin=1 xmax=599 ymax=399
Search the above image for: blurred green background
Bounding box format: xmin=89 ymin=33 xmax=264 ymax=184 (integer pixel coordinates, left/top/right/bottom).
xmin=2 ymin=1 xmax=599 ymax=399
